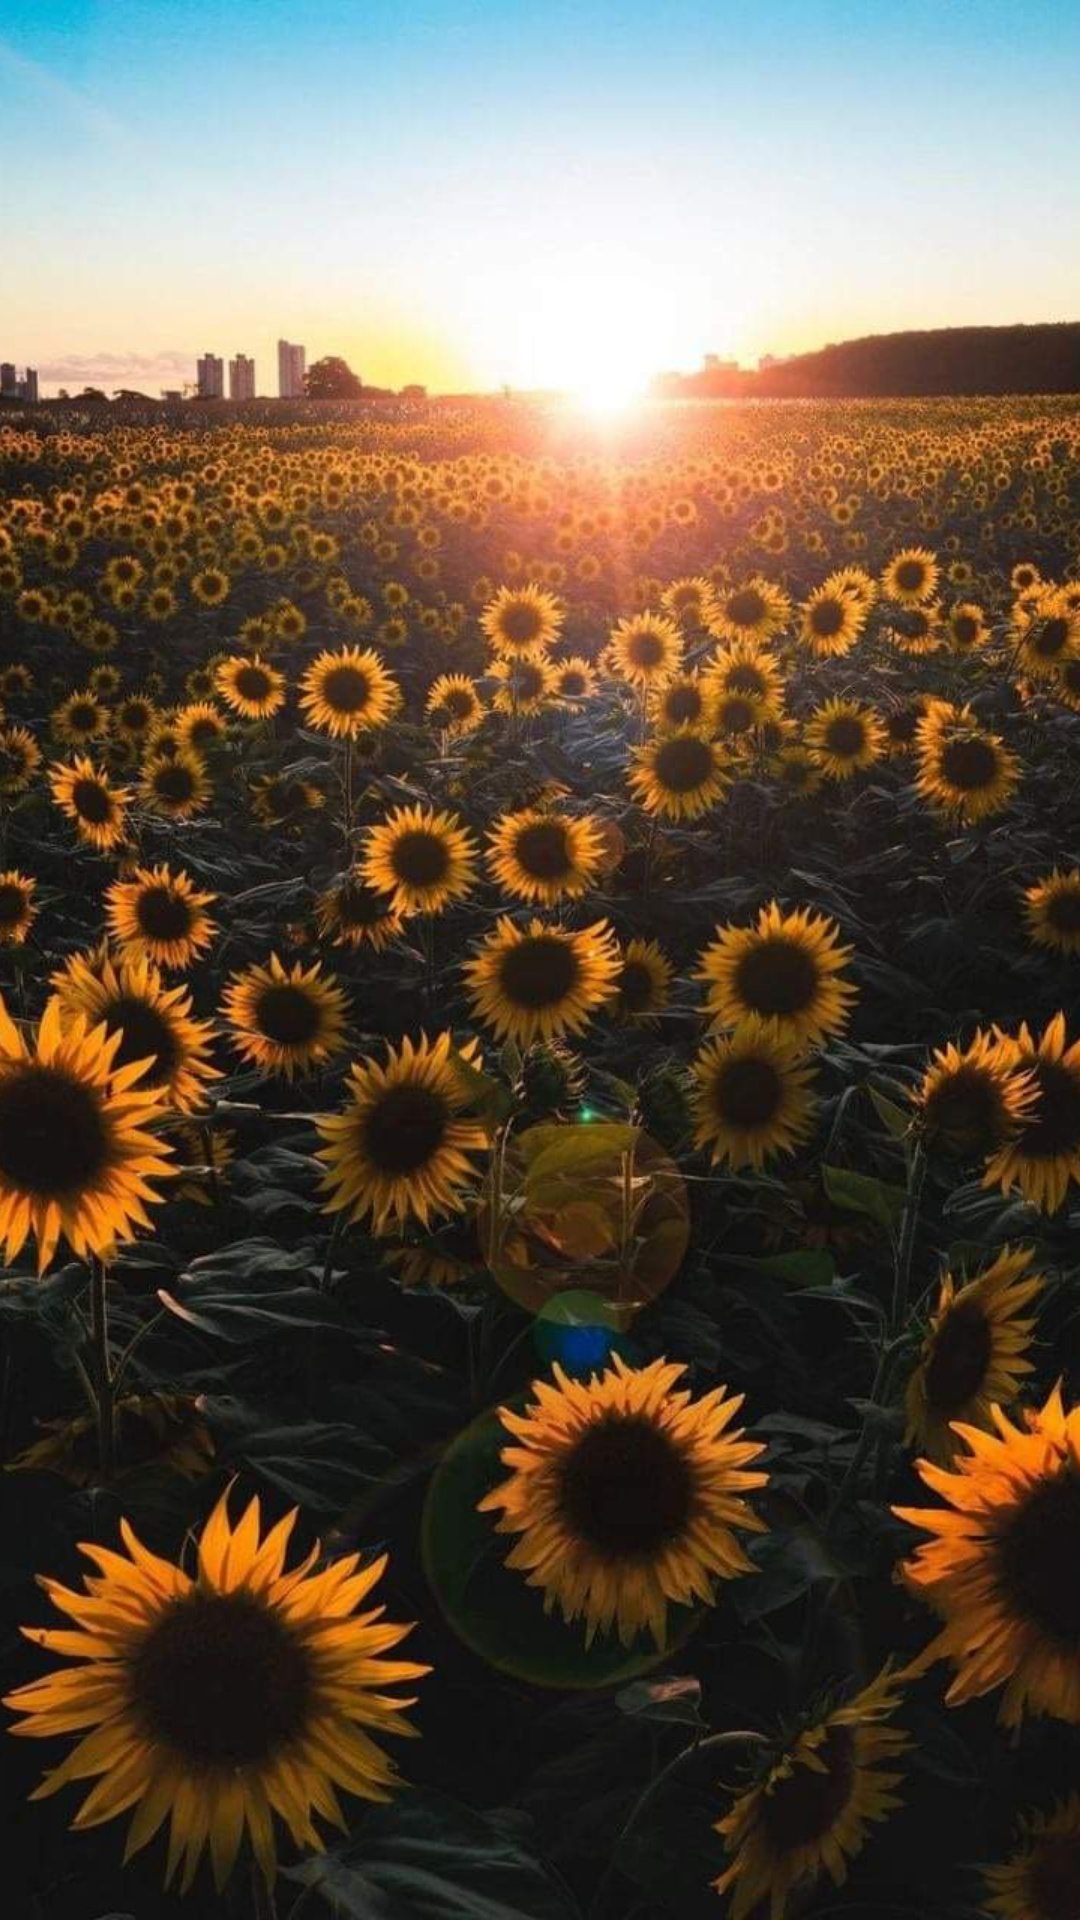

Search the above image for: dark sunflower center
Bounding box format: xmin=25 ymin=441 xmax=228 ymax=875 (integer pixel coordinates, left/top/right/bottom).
xmin=652 ymin=735 xmax=714 ymax=793
xmin=0 ymin=882 xmax=28 ymax=925
xmin=1027 ymin=1834 xmax=1080 ymax=1920
xmin=952 ymin=614 xmax=979 ymax=646
xmin=322 ymin=664 xmax=371 ymax=712
xmin=760 ymin=1726 xmax=856 ymax=1854
xmin=997 ymin=1468 xmax=1080 ymax=1645
xmin=938 ymin=737 xmax=999 ymax=791
xmin=106 ymin=997 xmax=179 ymax=1081
xmin=255 ymin=984 xmax=323 ymax=1047
xmin=1034 ymin=616 xmax=1070 ymax=658
xmin=513 ymin=822 xmax=572 ymax=881
xmin=736 ymin=939 xmax=819 ymax=1018
xmin=69 ymin=702 xmax=98 ymax=731
xmin=1019 ymin=1060 xmax=1080 ymax=1157
xmin=235 ymin=666 xmax=272 ymax=701
xmin=714 ymin=1056 xmax=783 ymax=1127
xmin=499 ymin=935 xmax=580 ymax=1009
xmin=337 ymin=881 xmax=384 ymax=926
xmin=810 ymin=599 xmax=845 ymax=637
xmin=619 ymin=960 xmax=656 ymax=1012
xmin=557 ymin=1412 xmax=694 ymax=1559
xmin=887 ymin=708 xmax=919 ymax=744
xmin=725 ymin=666 xmax=767 ymax=697
xmin=923 ymin=1066 xmax=1006 ymax=1154
xmin=72 ymin=776 xmax=112 ymax=825
xmin=133 ymin=1590 xmax=312 ymax=1765
xmin=895 ymin=559 xmax=926 ymax=593
xmin=665 ymin=684 xmax=703 ymax=723
xmin=824 ymin=716 xmax=866 ymax=756
xmin=1046 ymin=890 xmax=1080 ymax=933
xmin=136 ymin=886 xmax=193 ymax=941
xmin=365 ymin=1081 xmax=449 ymax=1173
xmin=718 ymin=697 xmax=756 ymax=734
xmin=391 ymin=830 xmax=451 ymax=887
xmin=923 ymin=1298 xmax=992 ymax=1415
xmin=0 ymin=1064 xmax=108 ymax=1195
xmin=627 ymin=631 xmax=666 ymax=667
xmin=559 ymin=671 xmax=587 ymax=696
xmin=120 ymin=702 xmax=151 ymax=731
xmin=443 ymin=688 xmax=475 ymax=717
xmin=153 ymin=763 xmax=197 ymax=803
xmin=727 ymin=589 xmax=766 ymax=626
xmin=500 ymin=603 xmax=543 ymax=646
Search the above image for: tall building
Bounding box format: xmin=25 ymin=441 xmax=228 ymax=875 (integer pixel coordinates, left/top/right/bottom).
xmin=196 ymin=353 xmax=224 ymax=400
xmin=229 ymin=353 xmax=256 ymax=402
xmin=277 ymin=339 xmax=306 ymax=399
xmin=21 ymin=369 xmax=38 ymax=404
xmin=0 ymin=364 xmax=17 ymax=396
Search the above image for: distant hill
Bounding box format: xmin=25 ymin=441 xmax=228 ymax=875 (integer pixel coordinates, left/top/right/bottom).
xmin=652 ymin=324 xmax=1080 ymax=399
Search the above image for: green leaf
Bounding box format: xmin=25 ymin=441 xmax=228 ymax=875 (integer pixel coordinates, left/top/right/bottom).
xmin=725 ymin=1249 xmax=836 ymax=1287
xmin=523 ymin=1123 xmax=640 ymax=1191
xmin=867 ymin=1084 xmax=912 ymax=1140
xmin=821 ymin=1164 xmax=908 ymax=1229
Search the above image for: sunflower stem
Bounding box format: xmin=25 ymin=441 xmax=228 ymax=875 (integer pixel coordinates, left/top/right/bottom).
xmin=890 ymin=1137 xmax=925 ymax=1339
xmin=87 ymin=1255 xmax=116 ymax=1481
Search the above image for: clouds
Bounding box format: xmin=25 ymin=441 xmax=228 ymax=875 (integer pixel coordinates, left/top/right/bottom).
xmin=38 ymin=350 xmax=194 ymax=392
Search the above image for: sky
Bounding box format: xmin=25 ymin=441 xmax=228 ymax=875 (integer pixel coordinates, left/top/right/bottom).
xmin=3 ymin=0 xmax=1080 ymax=399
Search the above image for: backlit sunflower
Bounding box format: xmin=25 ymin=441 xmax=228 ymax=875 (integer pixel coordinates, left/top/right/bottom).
xmin=691 ymin=1018 xmax=817 ymax=1171
xmin=7 ymin=1387 xmax=213 ymax=1487
xmin=361 ymin=804 xmax=478 ymax=916
xmin=805 ymin=698 xmax=886 ymax=780
xmin=425 ymin=673 xmax=485 ymax=736
xmin=316 ymin=1030 xmax=489 ymax=1233
xmin=1013 ymin=588 xmax=1080 ymax=679
xmin=214 ymin=654 xmax=286 ymax=720
xmin=613 ymin=937 xmax=674 ymax=1024
xmin=463 ymin=916 xmax=620 ymax=1046
xmin=551 ymin=656 xmax=599 ymax=702
xmin=904 ymin=1247 xmax=1042 ymax=1465
xmin=713 ymin=1667 xmax=908 ymax=1920
xmin=139 ymin=749 xmax=211 ymax=821
xmin=52 ymin=691 xmax=110 ymax=749
xmin=770 ymin=746 xmax=823 ymax=797
xmin=648 ymin=671 xmax=715 ymax=733
xmin=298 ymin=645 xmax=399 ymax=737
xmin=315 ymin=873 xmax=403 ymax=950
xmin=1024 ymin=867 xmax=1080 ymax=955
xmin=798 ymin=583 xmax=867 ymax=657
xmin=896 ymin=1382 xmax=1080 ymax=1726
xmin=486 ymin=808 xmax=604 ymax=905
xmin=489 ymin=653 xmax=557 ymax=715
xmin=704 ymin=641 xmax=784 ymax=712
xmin=984 ymin=1013 xmax=1080 ymax=1213
xmin=627 ymin=729 xmax=731 ymax=820
xmin=0 ymin=723 xmax=42 ymax=795
xmin=945 ymin=601 xmax=990 ymax=652
xmin=480 ymin=582 xmax=563 ymax=657
xmin=606 ymin=613 xmax=683 ymax=688
xmin=882 ymin=546 xmax=939 ymax=605
xmin=982 ymin=1797 xmax=1080 ymax=1920
xmin=223 ymin=954 xmax=348 ymax=1080
xmin=105 ymin=863 xmax=218 ymax=970
xmin=477 ymin=1355 xmax=767 ymax=1647
xmin=912 ymin=1029 xmax=1036 ymax=1159
xmin=3 ymin=1487 xmax=427 ymax=1890
xmin=0 ymin=995 xmax=171 ymax=1271
xmin=707 ymin=576 xmax=790 ymax=645
xmin=249 ymin=773 xmax=325 ymax=826
xmin=0 ymin=869 xmax=37 ymax=945
xmin=174 ymin=702 xmax=228 ymax=756
xmin=697 ymin=902 xmax=856 ymax=1053
xmin=53 ymin=949 xmax=219 ymax=1115
xmin=915 ymin=718 xmax=1020 ymax=824
xmin=50 ymin=756 xmax=130 ymax=853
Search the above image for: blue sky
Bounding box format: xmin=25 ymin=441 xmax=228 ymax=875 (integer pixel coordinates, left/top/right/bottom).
xmin=3 ymin=0 xmax=1079 ymax=394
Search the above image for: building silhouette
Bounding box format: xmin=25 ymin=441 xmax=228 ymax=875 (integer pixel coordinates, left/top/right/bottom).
xmin=229 ymin=353 xmax=256 ymax=402
xmin=1 ymin=362 xmax=39 ymax=402
xmin=277 ymin=339 xmax=306 ymax=398
xmin=196 ymin=353 xmax=224 ymax=400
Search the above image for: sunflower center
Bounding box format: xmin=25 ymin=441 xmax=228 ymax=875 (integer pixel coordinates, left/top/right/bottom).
xmin=133 ymin=1590 xmax=312 ymax=1765
xmin=619 ymin=960 xmax=656 ymax=1012
xmin=922 ymin=1065 xmax=1006 ymax=1154
xmin=952 ymin=614 xmax=979 ymax=646
xmin=665 ymin=684 xmax=703 ymax=723
xmin=1046 ymin=890 xmax=1080 ymax=934
xmin=735 ymin=938 xmax=819 ymax=1018
xmin=500 ymin=603 xmax=543 ymax=646
xmin=824 ymin=716 xmax=866 ymax=756
xmin=997 ymin=1468 xmax=1080 ymax=1645
xmin=938 ymin=737 xmax=999 ymax=791
xmin=0 ymin=882 xmax=28 ymax=926
xmin=652 ymin=735 xmax=714 ymax=793
xmin=322 ymin=664 xmax=371 ymax=712
xmin=923 ymin=1299 xmax=992 ymax=1415
xmin=725 ymin=666 xmax=768 ymax=697
xmin=810 ymin=599 xmax=845 ymax=637
xmin=255 ymin=984 xmax=323 ymax=1047
xmin=513 ymin=822 xmax=572 ymax=881
xmin=1019 ymin=1060 xmax=1080 ymax=1157
xmin=106 ymin=997 xmax=180 ymax=1081
xmin=443 ymin=688 xmax=475 ymax=718
xmin=69 ymin=702 xmax=98 ymax=731
xmin=72 ymin=776 xmax=112 ymax=825
xmin=627 ymin=631 xmax=666 ymax=667
xmin=559 ymin=670 xmax=587 ymax=696
xmin=714 ymin=1056 xmax=782 ymax=1127
xmin=887 ymin=708 xmax=919 ymax=744
xmin=895 ymin=559 xmax=926 ymax=593
xmin=760 ymin=1726 xmax=856 ymax=1853
xmin=0 ymin=1064 xmax=108 ymax=1196
xmin=135 ymin=886 xmax=193 ymax=941
xmin=337 ymin=881 xmax=384 ymax=926
xmin=1034 ymin=616 xmax=1070 ymax=658
xmin=726 ymin=589 xmax=766 ymax=627
xmin=235 ymin=666 xmax=272 ymax=701
xmin=718 ymin=697 xmax=756 ymax=734
xmin=1027 ymin=1835 xmax=1080 ymax=1920
xmin=557 ymin=1412 xmax=694 ymax=1559
xmin=391 ymin=830 xmax=451 ymax=887
xmin=153 ymin=763 xmax=197 ymax=803
xmin=499 ymin=935 xmax=580 ymax=1009
xmin=365 ymin=1081 xmax=449 ymax=1172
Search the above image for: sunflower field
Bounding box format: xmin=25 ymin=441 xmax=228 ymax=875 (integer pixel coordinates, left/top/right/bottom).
xmin=2 ymin=395 xmax=1080 ymax=1920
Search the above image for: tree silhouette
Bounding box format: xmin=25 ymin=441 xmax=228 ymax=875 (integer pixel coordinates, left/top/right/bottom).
xmin=304 ymin=356 xmax=363 ymax=400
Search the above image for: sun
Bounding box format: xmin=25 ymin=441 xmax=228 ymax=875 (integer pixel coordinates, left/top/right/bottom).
xmin=570 ymin=367 xmax=644 ymax=415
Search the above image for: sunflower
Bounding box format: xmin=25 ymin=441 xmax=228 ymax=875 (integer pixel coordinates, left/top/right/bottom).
xmin=984 ymin=1013 xmax=1080 ymax=1213
xmin=53 ymin=949 xmax=219 ymax=1115
xmin=895 ymin=1382 xmax=1080 ymax=1727
xmin=190 ymin=564 xmax=230 ymax=606
xmin=3 ymin=1487 xmax=427 ymax=1890
xmin=614 ymin=937 xmax=674 ymax=1023
xmin=361 ymin=804 xmax=478 ymax=916
xmin=477 ymin=1355 xmax=767 ymax=1647
xmin=882 ymin=546 xmax=939 ymax=605
xmin=480 ymin=582 xmax=563 ymax=657
xmin=463 ymin=916 xmax=620 ymax=1046
xmin=551 ymin=656 xmax=598 ymax=702
xmin=691 ymin=1018 xmax=817 ymax=1171
xmin=425 ymin=673 xmax=485 ymax=736
xmin=52 ymin=691 xmax=110 ymax=749
xmin=114 ymin=696 xmax=158 ymax=747
xmin=174 ymin=702 xmax=228 ymax=757
xmin=606 ymin=613 xmax=683 ymax=688
xmin=0 ymin=995 xmax=171 ymax=1271
xmin=915 ymin=718 xmax=1020 ymax=824
xmin=705 ymin=640 xmax=784 ymax=711
xmin=249 ymin=773 xmax=325 ymax=826
xmin=214 ymin=654 xmax=286 ymax=720
xmin=0 ymin=723 xmax=42 ymax=795
xmin=316 ymin=1031 xmax=489 ymax=1233
xmin=707 ymin=576 xmax=790 ymax=645
xmin=223 ymin=954 xmax=348 ymax=1081
xmin=945 ymin=601 xmax=990 ymax=652
xmin=8 ymin=1388 xmax=214 ymax=1487
xmin=0 ymin=869 xmax=37 ymax=945
xmin=913 ymin=1029 xmax=1035 ymax=1159
xmin=627 ymin=729 xmax=731 ymax=820
xmin=486 ymin=808 xmax=604 ymax=906
xmin=51 ymin=756 xmax=130 ymax=852
xmin=315 ymin=873 xmax=403 ymax=950
xmin=697 ymin=902 xmax=855 ymax=1053
xmin=1024 ymin=867 xmax=1080 ymax=955
xmin=713 ymin=1667 xmax=908 ymax=1920
xmin=298 ymin=646 xmax=399 ymax=737
xmin=982 ymin=1797 xmax=1080 ymax=1920
xmin=1014 ymin=589 xmax=1080 ymax=679
xmin=798 ymin=583 xmax=867 ymax=657
xmin=489 ymin=653 xmax=557 ymax=715
xmin=770 ymin=746 xmax=823 ymax=797
xmin=648 ymin=671 xmax=714 ymax=733
xmin=805 ymin=698 xmax=886 ymax=780
xmin=139 ymin=749 xmax=211 ymax=821
xmin=105 ymin=864 xmax=218 ymax=970
xmin=905 ymin=1247 xmax=1042 ymax=1464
